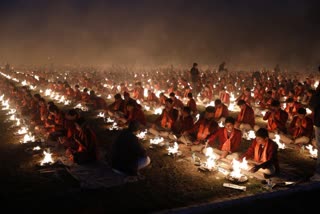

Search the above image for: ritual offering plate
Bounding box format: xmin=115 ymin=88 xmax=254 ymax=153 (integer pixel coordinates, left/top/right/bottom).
xmin=198 ymin=163 xmax=218 ymax=173
xmin=225 ymin=174 xmax=248 ymax=184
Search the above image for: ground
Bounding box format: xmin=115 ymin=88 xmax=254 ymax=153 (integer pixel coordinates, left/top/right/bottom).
xmin=0 ymin=105 xmax=318 ymax=213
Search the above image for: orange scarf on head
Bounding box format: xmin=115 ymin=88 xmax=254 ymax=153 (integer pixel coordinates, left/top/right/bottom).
xmin=293 ymin=117 xmax=307 ymax=138
xmin=254 ymin=142 xmax=268 ymax=163
xmin=221 ymin=128 xmax=234 ymax=152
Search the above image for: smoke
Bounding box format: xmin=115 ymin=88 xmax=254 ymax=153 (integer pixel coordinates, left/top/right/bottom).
xmin=0 ymin=0 xmax=319 ymax=70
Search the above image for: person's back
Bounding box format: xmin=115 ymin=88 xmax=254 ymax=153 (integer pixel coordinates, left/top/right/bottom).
xmin=111 ymin=122 xmax=150 ymax=176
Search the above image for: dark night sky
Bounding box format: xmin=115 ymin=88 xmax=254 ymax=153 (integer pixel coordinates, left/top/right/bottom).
xmin=0 ymin=0 xmax=319 ymax=69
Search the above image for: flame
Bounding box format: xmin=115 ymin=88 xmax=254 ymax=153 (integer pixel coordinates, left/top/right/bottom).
xmin=150 ymin=136 xmax=164 ymax=145
xmin=40 ymin=150 xmax=54 ymax=166
xmin=33 ymin=146 xmax=41 ymax=150
xmin=109 ymin=122 xmax=119 ymax=130
xmin=204 ymin=147 xmax=218 ymax=170
xmin=136 ymin=129 xmax=147 ymax=139
xmin=273 ymin=134 xmax=285 ymax=149
xmin=306 ymin=144 xmax=318 ymax=158
xmin=229 ymin=158 xmax=248 ymax=178
xmin=167 ymin=142 xmax=179 ymax=155
xmin=154 ymin=107 xmax=163 ymax=115
xmin=17 ymin=126 xmax=28 ymax=135
xmin=306 ymin=108 xmax=312 ymax=115
xmin=97 ymin=112 xmax=105 ymax=118
xmin=21 ymin=132 xmax=36 ymax=143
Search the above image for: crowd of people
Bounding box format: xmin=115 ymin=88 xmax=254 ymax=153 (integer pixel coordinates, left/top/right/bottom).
xmin=0 ymin=62 xmax=319 ymax=181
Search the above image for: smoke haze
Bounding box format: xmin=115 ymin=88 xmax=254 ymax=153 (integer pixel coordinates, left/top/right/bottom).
xmin=0 ymin=0 xmax=319 ymax=70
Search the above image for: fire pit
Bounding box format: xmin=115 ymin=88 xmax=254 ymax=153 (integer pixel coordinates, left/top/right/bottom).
xmin=225 ymin=173 xmax=248 ymax=184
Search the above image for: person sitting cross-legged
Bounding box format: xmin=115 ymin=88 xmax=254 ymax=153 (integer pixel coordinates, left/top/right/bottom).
xmin=239 ymin=128 xmax=280 ymax=180
xmin=204 ymin=116 xmax=242 ymax=162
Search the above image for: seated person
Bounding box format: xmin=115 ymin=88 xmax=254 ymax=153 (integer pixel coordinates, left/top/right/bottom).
xmin=149 ymin=98 xmax=179 ymax=138
xmin=172 ymin=106 xmax=194 ymax=138
xmin=106 ymin=93 xmax=126 ymax=119
xmin=213 ymin=98 xmax=229 ymax=124
xmin=119 ymin=100 xmax=147 ymax=128
xmin=205 ymin=116 xmax=242 ymax=161
xmin=235 ymin=99 xmax=257 ymax=132
xmin=65 ymin=117 xmax=98 ymax=165
xmin=180 ymin=106 xmax=219 ymax=147
xmin=263 ymin=99 xmax=289 ymax=141
xmin=111 ymin=121 xmax=151 ymax=176
xmin=288 ymin=107 xmax=314 ymax=145
xmin=239 ymin=128 xmax=280 ymax=180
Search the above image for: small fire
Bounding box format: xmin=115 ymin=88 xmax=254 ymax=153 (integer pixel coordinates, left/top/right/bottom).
xmin=306 ymin=144 xmax=318 ymax=158
xmin=40 ymin=149 xmax=54 ymax=166
xmin=106 ymin=117 xmax=114 ymax=123
xmin=229 ymin=158 xmax=249 ymax=178
xmin=144 ymin=105 xmax=150 ymax=111
xmin=306 ymin=108 xmax=312 ymax=115
xmin=243 ymin=130 xmax=256 ymax=140
xmin=260 ymin=110 xmax=266 ymax=117
xmin=167 ymin=142 xmax=179 ymax=155
xmin=109 ymin=122 xmax=119 ymax=130
xmin=204 ymin=147 xmax=218 ymax=170
xmin=17 ymin=126 xmax=28 ymax=135
xmin=136 ymin=129 xmax=147 ymax=139
xmin=273 ymin=134 xmax=285 ymax=149
xmin=228 ymin=102 xmax=235 ymax=111
xmin=97 ymin=112 xmax=105 ymax=118
xmin=7 ymin=108 xmax=16 ymax=115
xmin=150 ymin=136 xmax=164 ymax=145
xmin=21 ymin=132 xmax=36 ymax=143
xmin=33 ymin=146 xmax=41 ymax=150
xmin=154 ymin=107 xmax=163 ymax=115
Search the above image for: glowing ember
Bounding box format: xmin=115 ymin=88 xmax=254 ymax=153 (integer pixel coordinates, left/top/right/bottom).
xmin=306 ymin=144 xmax=318 ymax=158
xmin=40 ymin=149 xmax=54 ymax=166
xmin=167 ymin=142 xmax=179 ymax=155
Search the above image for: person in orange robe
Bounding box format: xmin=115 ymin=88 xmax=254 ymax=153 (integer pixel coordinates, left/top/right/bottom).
xmin=206 ymin=116 xmax=242 ymax=161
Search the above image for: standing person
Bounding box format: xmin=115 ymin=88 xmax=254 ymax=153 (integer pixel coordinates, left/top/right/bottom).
xmin=190 ymin=62 xmax=200 ymax=95
xmin=111 ymin=121 xmax=151 ymax=176
xmin=309 ymin=72 xmax=320 ymax=181
xmin=239 ymin=128 xmax=280 ymax=180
